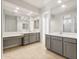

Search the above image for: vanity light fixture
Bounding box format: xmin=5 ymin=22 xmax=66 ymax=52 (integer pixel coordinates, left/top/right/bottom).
xmin=61 ymin=5 xmax=66 ymax=8
xmin=58 ymin=0 xmax=62 ymax=3
xmin=64 ymin=20 xmax=67 ymax=24
xmin=16 ymin=7 xmax=19 ymax=10
xmin=68 ymin=19 xmax=72 ymax=23
xmin=27 ymin=11 xmax=33 ymax=15
xmin=14 ymin=10 xmax=18 ymax=13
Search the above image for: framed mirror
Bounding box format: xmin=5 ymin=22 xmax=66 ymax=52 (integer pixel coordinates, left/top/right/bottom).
xmin=63 ymin=15 xmax=77 ymax=33
xmin=22 ymin=23 xmax=29 ymax=30
xmin=34 ymin=20 xmax=39 ymax=29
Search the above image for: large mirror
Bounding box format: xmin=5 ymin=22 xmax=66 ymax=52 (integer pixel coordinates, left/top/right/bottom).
xmin=17 ymin=16 xmax=30 ymax=32
xmin=49 ymin=10 xmax=77 ymax=33
xmin=5 ymin=14 xmax=17 ymax=32
xmin=63 ymin=14 xmax=77 ymax=33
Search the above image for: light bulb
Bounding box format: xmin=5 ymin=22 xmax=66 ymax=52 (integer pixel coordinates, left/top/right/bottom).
xmin=61 ymin=5 xmax=66 ymax=8
xmin=16 ymin=7 xmax=19 ymax=10
xmin=14 ymin=10 xmax=18 ymax=13
xmin=58 ymin=0 xmax=62 ymax=3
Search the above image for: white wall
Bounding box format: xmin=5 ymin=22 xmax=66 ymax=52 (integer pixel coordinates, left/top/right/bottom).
xmin=41 ymin=13 xmax=45 ymax=44
xmin=49 ymin=15 xmax=63 ymax=33
xmin=40 ymin=11 xmax=51 ymax=45
xmin=2 ymin=10 xmax=5 ymax=33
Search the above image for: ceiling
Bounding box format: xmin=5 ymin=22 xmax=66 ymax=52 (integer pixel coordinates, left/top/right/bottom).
xmin=22 ymin=0 xmax=76 ymax=9
xmin=51 ymin=0 xmax=77 ymax=15
xmin=3 ymin=1 xmax=40 ymax=16
xmin=3 ymin=0 xmax=77 ymax=15
xmin=23 ymin=0 xmax=51 ymax=8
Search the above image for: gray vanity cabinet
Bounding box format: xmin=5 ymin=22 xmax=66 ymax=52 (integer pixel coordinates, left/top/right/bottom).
xmin=36 ymin=33 xmax=40 ymax=41
xmin=45 ymin=34 xmax=77 ymax=59
xmin=63 ymin=38 xmax=77 ymax=59
xmin=51 ymin=36 xmax=63 ymax=55
xmin=45 ymin=35 xmax=51 ymax=49
xmin=23 ymin=34 xmax=30 ymax=45
xmin=23 ymin=33 xmax=40 ymax=45
xmin=3 ymin=36 xmax=22 ymax=49
xmin=3 ymin=33 xmax=40 ymax=49
xmin=3 ymin=39 xmax=7 ymax=48
xmin=29 ymin=33 xmax=37 ymax=43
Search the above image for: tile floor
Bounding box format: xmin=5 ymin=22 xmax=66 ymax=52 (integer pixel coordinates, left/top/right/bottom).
xmin=3 ymin=42 xmax=65 ymax=59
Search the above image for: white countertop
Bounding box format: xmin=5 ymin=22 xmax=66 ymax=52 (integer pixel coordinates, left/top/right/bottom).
xmin=2 ymin=32 xmax=23 ymax=38
xmin=2 ymin=32 xmax=40 ymax=38
xmin=19 ymin=31 xmax=40 ymax=34
xmin=46 ymin=32 xmax=77 ymax=39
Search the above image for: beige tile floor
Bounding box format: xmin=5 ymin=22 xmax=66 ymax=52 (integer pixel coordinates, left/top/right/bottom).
xmin=3 ymin=42 xmax=66 ymax=59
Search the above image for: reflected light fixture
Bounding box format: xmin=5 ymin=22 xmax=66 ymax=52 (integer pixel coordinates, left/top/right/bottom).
xmin=27 ymin=11 xmax=33 ymax=15
xmin=16 ymin=7 xmax=19 ymax=10
xmin=14 ymin=10 xmax=18 ymax=13
xmin=58 ymin=0 xmax=62 ymax=3
xmin=68 ymin=19 xmax=72 ymax=23
xmin=61 ymin=5 xmax=66 ymax=8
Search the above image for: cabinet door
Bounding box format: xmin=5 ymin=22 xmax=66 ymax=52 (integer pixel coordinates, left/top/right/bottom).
xmin=3 ymin=37 xmax=22 ymax=49
xmin=36 ymin=33 xmax=40 ymax=41
xmin=64 ymin=42 xmax=77 ymax=59
xmin=45 ymin=35 xmax=50 ymax=49
xmin=3 ymin=39 xmax=7 ymax=49
xmin=51 ymin=36 xmax=62 ymax=55
xmin=24 ymin=34 xmax=29 ymax=44
xmin=30 ymin=33 xmax=37 ymax=43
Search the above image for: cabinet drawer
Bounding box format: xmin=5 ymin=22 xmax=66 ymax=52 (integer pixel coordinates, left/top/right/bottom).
xmin=51 ymin=36 xmax=62 ymax=40
xmin=63 ymin=37 xmax=77 ymax=43
xmin=30 ymin=33 xmax=37 ymax=36
xmin=24 ymin=34 xmax=29 ymax=36
xmin=46 ymin=35 xmax=50 ymax=39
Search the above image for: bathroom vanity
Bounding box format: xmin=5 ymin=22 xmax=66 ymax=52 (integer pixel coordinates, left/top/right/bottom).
xmin=3 ymin=32 xmax=40 ymax=49
xmin=22 ymin=32 xmax=40 ymax=45
xmin=45 ymin=33 xmax=77 ymax=59
xmin=3 ymin=32 xmax=23 ymax=49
